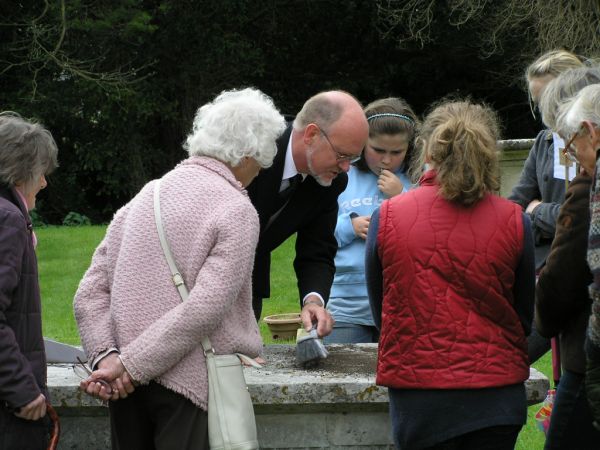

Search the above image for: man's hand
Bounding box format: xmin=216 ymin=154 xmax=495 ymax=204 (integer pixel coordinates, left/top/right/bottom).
xmin=14 ymin=393 xmax=46 ymax=420
xmin=378 ymin=169 xmax=404 ymax=197
xmin=301 ymin=299 xmax=334 ymax=337
xmin=351 ymin=215 xmax=370 ymax=240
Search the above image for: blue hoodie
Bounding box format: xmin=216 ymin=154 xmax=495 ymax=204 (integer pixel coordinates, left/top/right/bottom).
xmin=328 ymin=165 xmax=412 ymax=325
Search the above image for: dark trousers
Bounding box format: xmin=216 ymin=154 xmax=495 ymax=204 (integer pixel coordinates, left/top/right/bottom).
xmin=544 ymin=370 xmax=600 ymax=450
xmin=0 ymin=406 xmax=49 ymax=450
xmin=423 ymin=425 xmax=521 ymax=450
xmin=252 ymin=296 xmax=263 ymax=321
xmin=109 ymin=382 xmax=209 ymax=450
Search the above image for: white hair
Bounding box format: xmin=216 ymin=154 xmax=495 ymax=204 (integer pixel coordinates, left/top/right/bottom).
xmin=184 ymin=88 xmax=285 ymax=168
xmin=556 ymin=84 xmax=600 ymax=139
xmin=539 ymin=66 xmax=600 ymax=130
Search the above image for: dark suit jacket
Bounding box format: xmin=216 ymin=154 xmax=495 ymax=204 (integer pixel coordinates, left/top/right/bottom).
xmin=247 ymin=124 xmax=348 ymax=306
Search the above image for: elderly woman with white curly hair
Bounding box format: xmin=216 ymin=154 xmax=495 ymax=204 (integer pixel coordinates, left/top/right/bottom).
xmin=74 ymin=88 xmax=286 ymax=450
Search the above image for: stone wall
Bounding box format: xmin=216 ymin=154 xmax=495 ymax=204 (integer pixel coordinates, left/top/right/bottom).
xmin=499 ymin=139 xmax=534 ymax=198
xmin=49 ymin=344 xmax=548 ymax=449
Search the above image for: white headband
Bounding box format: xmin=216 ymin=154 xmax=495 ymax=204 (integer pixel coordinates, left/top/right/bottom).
xmin=366 ymin=113 xmax=414 ymax=124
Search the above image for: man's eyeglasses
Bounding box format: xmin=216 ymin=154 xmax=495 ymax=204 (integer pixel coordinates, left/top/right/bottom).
xmin=319 ymin=127 xmax=362 ymax=163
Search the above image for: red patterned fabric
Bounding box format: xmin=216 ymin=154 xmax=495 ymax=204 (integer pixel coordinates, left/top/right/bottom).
xmin=376 ymin=170 xmax=529 ymax=389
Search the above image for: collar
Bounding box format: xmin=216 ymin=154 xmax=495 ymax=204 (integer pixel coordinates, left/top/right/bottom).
xmin=177 ymin=156 xmax=246 ymax=194
xmin=418 ymin=169 xmax=438 ymax=186
xmin=282 ymin=133 xmax=298 ymax=181
xmin=10 ymin=186 xmax=36 ymax=247
xmin=282 ymin=131 xmax=307 ymax=182
xmin=14 ymin=188 xmax=30 ymax=212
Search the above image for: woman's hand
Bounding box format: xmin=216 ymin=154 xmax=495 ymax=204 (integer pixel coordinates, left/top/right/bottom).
xmin=378 ymin=170 xmax=404 ymax=197
xmin=525 ymin=199 xmax=541 ymax=214
xmin=14 ymin=393 xmax=46 ymax=420
xmin=80 ymin=353 xmax=135 ymax=402
xmin=352 ymin=215 xmax=370 ymax=240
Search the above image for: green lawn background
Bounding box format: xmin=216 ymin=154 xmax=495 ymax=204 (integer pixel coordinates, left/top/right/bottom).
xmin=36 ymin=225 xmax=550 ymax=449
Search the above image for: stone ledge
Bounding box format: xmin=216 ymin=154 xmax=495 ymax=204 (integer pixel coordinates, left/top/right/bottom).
xmin=498 ymin=138 xmax=535 ymax=152
xmin=48 ymin=344 xmax=549 ymax=449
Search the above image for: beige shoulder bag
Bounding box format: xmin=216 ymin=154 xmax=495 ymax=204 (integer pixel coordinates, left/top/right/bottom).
xmin=153 ymin=179 xmax=260 ymax=450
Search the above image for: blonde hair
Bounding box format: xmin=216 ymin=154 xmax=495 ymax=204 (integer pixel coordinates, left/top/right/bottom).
xmin=419 ymin=100 xmax=501 ymax=207
xmin=526 ymin=49 xmax=584 ymax=82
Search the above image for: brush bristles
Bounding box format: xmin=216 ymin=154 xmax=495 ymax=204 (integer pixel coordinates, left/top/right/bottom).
xmin=296 ymin=328 xmax=328 ymax=367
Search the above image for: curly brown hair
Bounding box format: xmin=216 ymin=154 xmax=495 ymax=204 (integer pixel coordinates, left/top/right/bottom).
xmin=418 ymin=100 xmax=501 ymax=206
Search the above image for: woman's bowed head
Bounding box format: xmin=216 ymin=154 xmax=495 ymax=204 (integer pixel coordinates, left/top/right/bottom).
xmin=184 ymin=87 xmax=286 ymax=187
xmin=555 ymin=84 xmax=600 ymax=176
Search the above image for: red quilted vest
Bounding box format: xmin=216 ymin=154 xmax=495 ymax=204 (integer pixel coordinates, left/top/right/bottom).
xmin=376 ymin=170 xmax=529 ymax=389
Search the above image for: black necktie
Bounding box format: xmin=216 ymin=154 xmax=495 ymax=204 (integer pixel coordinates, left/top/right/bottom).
xmin=277 ymin=174 xmax=302 ymax=209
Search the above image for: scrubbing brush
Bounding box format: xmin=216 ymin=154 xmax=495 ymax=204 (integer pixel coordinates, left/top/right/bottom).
xmin=296 ymin=325 xmax=329 ymax=368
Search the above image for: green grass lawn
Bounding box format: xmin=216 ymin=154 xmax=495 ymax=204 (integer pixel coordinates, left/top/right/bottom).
xmin=36 ymin=225 xmax=550 ymax=448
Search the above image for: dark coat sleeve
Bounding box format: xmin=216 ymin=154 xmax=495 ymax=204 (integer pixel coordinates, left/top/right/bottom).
xmin=293 ymin=175 xmax=348 ymax=306
xmin=365 ymin=208 xmax=383 ymax=330
xmin=508 ymin=136 xmax=542 ymax=210
xmin=512 ymin=213 xmax=535 ymax=336
xmin=535 ymin=174 xmax=593 ymax=338
xmin=0 ymin=209 xmax=41 ymax=409
xmin=508 ymin=130 xmax=563 ymax=239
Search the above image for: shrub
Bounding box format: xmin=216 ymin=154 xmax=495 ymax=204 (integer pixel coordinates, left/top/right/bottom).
xmin=62 ymin=211 xmax=92 ymax=226
xmin=29 ymin=209 xmax=47 ymax=228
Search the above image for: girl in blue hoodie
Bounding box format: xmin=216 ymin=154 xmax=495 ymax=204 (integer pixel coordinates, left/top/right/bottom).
xmin=325 ymin=97 xmax=421 ymax=344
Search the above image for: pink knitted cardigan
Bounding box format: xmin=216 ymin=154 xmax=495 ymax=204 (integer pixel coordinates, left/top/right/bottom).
xmin=74 ymin=157 xmax=263 ymax=410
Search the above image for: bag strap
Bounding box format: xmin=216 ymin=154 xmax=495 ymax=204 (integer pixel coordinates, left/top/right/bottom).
xmin=153 ymin=179 xmax=214 ymax=354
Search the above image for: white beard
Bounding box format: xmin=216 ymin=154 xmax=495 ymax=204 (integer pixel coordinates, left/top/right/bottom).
xmin=306 ymin=146 xmax=333 ymax=187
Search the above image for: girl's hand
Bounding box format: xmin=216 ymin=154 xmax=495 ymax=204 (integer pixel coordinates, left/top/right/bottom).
xmin=351 ymin=215 xmax=370 ymax=240
xmin=378 ymin=170 xmax=404 ymax=197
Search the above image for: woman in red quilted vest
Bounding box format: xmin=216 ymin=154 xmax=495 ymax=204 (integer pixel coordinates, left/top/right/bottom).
xmin=366 ymin=100 xmax=535 ymax=449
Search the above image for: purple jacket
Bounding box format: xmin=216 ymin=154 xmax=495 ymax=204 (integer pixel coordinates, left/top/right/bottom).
xmin=0 ymin=185 xmax=46 ymax=411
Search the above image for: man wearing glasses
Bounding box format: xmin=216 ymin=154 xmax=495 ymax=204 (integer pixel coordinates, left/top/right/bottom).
xmin=247 ymin=90 xmax=368 ymax=337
